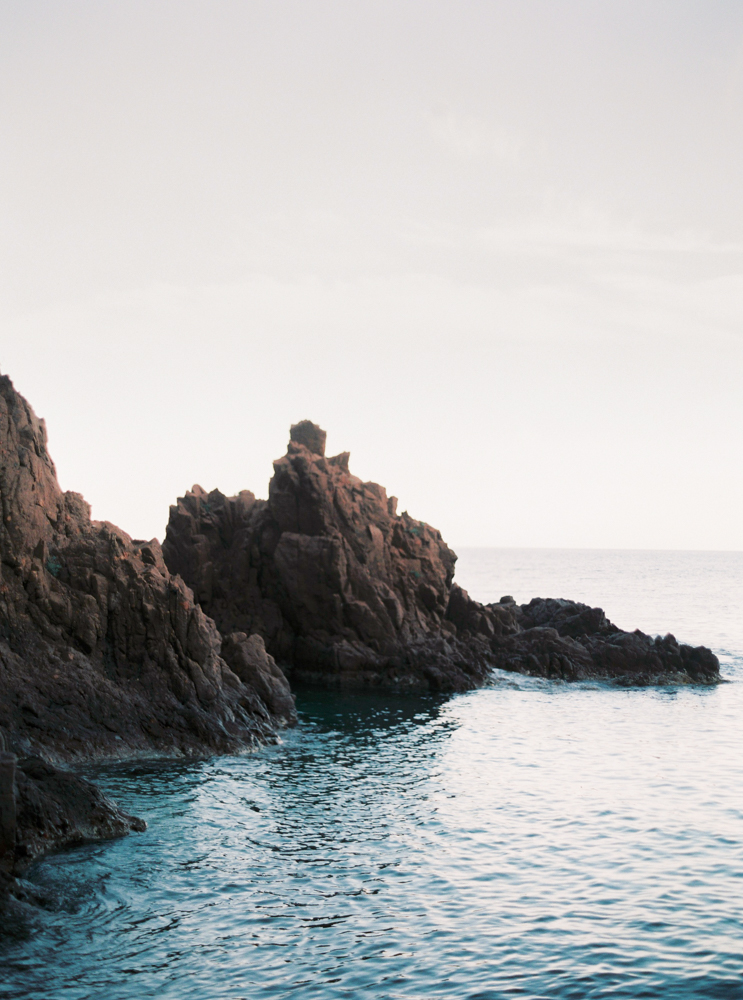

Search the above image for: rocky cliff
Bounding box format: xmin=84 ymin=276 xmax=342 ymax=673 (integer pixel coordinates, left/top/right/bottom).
xmin=0 ymin=372 xmax=295 ymax=765
xmin=164 ymin=421 xmax=720 ymax=690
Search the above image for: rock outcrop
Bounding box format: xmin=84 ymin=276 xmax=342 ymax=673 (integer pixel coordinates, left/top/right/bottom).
xmin=163 ymin=420 xmax=511 ymax=691
xmin=164 ymin=421 xmax=720 ymax=690
xmin=0 ymin=372 xmax=300 ymax=926
xmin=6 ymin=753 xmax=145 ymax=871
xmin=451 ymin=590 xmax=720 ymax=686
xmin=0 ymin=748 xmax=146 ymax=934
xmin=0 ymin=372 xmax=295 ymax=765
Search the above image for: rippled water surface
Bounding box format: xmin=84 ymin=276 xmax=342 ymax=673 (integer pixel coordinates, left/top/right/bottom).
xmin=3 ymin=549 xmax=743 ymax=999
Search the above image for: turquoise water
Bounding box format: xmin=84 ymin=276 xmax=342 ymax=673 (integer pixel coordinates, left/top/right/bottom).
xmin=2 ymin=549 xmax=743 ymax=999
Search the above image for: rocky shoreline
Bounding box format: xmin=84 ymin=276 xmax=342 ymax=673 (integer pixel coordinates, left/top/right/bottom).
xmin=0 ymin=374 xmax=720 ymax=928
xmin=163 ymin=419 xmax=719 ymax=691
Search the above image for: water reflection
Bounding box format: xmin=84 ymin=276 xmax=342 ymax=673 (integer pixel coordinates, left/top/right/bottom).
xmin=294 ymin=689 xmax=451 ymax=733
xmin=6 ymin=677 xmax=743 ymax=1000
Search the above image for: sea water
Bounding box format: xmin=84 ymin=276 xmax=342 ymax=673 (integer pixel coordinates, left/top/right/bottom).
xmin=2 ymin=549 xmax=743 ymax=1000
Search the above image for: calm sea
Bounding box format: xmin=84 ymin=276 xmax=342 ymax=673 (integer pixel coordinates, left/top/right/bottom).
xmin=3 ymin=549 xmax=743 ymax=1000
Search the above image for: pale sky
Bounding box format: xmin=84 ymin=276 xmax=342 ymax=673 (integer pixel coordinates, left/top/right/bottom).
xmin=1 ymin=1 xmax=742 ymax=550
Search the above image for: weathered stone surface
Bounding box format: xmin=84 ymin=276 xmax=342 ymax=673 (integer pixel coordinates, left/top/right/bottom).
xmin=0 ymin=373 xmax=295 ymax=763
xmin=164 ymin=423 xmax=720 ymax=690
xmin=164 ymin=424 xmax=501 ymax=691
xmin=446 ymin=587 xmax=720 ymax=685
xmin=12 ymin=756 xmax=146 ymax=872
xmin=0 ymin=753 xmax=145 ymax=934
xmin=290 ymin=419 xmax=326 ymax=456
xmin=0 ymin=752 xmax=16 ymax=866
xmin=221 ymin=632 xmax=297 ymax=724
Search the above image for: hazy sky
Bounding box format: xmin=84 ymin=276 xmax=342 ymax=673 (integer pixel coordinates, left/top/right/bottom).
xmin=1 ymin=1 xmax=742 ymax=550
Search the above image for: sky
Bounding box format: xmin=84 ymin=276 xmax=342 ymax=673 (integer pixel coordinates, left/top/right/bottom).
xmin=1 ymin=0 xmax=742 ymax=550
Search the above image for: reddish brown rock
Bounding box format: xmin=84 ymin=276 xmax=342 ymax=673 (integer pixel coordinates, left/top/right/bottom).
xmin=163 ymin=424 xmax=503 ymax=691
xmin=0 ymin=372 xmax=295 ymax=765
xmin=163 ymin=421 xmax=721 ymax=690
xmin=11 ymin=755 xmax=146 ymax=873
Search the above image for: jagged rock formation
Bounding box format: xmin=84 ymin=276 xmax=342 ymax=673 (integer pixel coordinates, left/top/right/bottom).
xmin=163 ymin=421 xmax=507 ymax=691
xmin=0 ymin=385 xmax=721 ymax=927
xmin=164 ymin=421 xmax=720 ymax=690
xmin=450 ymin=591 xmax=720 ymax=685
xmin=0 ymin=372 xmax=295 ymax=765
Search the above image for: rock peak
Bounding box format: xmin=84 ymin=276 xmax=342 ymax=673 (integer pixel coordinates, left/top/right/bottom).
xmin=0 ymin=374 xmax=295 ymax=765
xmin=290 ymin=420 xmax=326 ymax=456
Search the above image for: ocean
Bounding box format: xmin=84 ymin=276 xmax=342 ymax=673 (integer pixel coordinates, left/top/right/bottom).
xmin=2 ymin=548 xmax=743 ymax=1000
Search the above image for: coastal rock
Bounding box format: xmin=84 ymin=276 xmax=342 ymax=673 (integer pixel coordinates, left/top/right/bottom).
xmin=164 ymin=422 xmax=504 ymax=691
xmin=448 ymin=587 xmax=720 ymax=685
xmin=221 ymin=632 xmax=297 ymax=724
xmin=0 ymin=372 xmax=295 ymax=763
xmin=10 ymin=755 xmax=145 ymax=873
xmin=502 ymin=596 xmax=720 ymax=684
xmin=164 ymin=423 xmax=721 ymax=690
xmin=0 ymin=751 xmax=145 ymax=935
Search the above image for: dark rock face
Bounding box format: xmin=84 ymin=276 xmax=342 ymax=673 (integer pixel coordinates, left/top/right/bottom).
xmin=0 ymin=373 xmax=295 ymax=764
xmin=163 ymin=426 xmax=515 ymax=691
xmin=448 ymin=589 xmax=720 ymax=686
xmin=11 ymin=755 xmax=145 ymax=872
xmin=290 ymin=419 xmax=326 ymax=457
xmin=0 ymin=751 xmax=145 ymax=934
xmin=221 ymin=632 xmax=298 ymax=721
xmin=164 ymin=423 xmax=720 ymax=690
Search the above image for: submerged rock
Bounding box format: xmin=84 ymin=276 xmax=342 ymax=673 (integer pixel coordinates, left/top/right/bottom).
xmin=164 ymin=422 xmax=720 ymax=690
